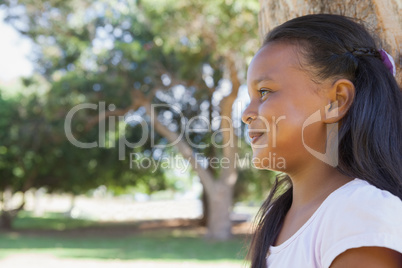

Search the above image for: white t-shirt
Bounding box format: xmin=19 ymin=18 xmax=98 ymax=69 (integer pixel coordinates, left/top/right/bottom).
xmin=266 ymin=178 xmax=402 ymax=268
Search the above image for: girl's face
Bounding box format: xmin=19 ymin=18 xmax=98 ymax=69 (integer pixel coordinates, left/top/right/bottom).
xmin=242 ymin=42 xmax=331 ymax=173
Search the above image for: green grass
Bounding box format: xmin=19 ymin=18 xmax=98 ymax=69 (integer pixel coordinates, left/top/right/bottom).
xmin=0 ymin=211 xmax=249 ymax=264
xmin=12 ymin=211 xmax=100 ymax=230
xmin=0 ymin=232 xmax=248 ymax=262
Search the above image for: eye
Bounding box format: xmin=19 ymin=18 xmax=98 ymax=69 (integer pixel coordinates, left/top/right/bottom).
xmin=257 ymin=88 xmax=272 ymax=98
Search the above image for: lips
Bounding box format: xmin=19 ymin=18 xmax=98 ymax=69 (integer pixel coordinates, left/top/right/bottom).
xmin=248 ymin=131 xmax=264 ymax=144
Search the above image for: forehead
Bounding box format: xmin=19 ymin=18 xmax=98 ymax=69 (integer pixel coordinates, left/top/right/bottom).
xmin=247 ymin=42 xmax=301 ymax=83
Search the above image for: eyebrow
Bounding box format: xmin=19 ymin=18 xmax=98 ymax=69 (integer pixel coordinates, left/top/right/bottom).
xmin=252 ymin=75 xmax=275 ymax=85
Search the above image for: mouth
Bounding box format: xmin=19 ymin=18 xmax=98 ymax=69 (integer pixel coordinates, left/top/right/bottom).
xmin=248 ymin=132 xmax=264 ymax=144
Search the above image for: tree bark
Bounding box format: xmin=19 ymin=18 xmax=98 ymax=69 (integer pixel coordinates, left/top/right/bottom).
xmin=199 ymin=188 xmax=209 ymax=227
xmin=258 ymin=0 xmax=402 ymax=85
xmin=0 ymin=211 xmax=13 ymax=230
xmin=205 ymin=181 xmax=233 ymax=240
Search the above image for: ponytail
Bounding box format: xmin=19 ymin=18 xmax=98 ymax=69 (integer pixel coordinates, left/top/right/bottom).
xmin=337 ymin=55 xmax=402 ymax=197
xmin=247 ymin=175 xmax=292 ymax=267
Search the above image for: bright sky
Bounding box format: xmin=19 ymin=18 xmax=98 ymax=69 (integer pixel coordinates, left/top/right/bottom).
xmin=0 ymin=9 xmax=33 ymax=82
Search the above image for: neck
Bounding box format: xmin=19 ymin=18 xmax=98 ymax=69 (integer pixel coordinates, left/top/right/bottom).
xmin=288 ymin=164 xmax=354 ymax=210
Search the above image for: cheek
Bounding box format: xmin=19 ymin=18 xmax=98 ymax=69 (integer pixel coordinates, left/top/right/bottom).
xmin=251 ymin=101 xmax=315 ymax=168
xmin=258 ymin=102 xmax=306 ymax=147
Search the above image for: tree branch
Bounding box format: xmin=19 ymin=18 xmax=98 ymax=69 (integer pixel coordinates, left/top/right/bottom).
xmin=84 ymin=106 xmax=133 ymax=131
xmin=218 ymin=55 xmax=241 ymax=185
xmin=138 ymin=90 xmax=216 ymax=191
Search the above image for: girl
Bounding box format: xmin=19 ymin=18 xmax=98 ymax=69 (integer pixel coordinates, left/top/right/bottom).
xmin=242 ymin=14 xmax=402 ymax=267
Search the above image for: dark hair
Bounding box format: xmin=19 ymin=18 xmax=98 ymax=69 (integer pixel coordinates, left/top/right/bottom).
xmin=248 ymin=14 xmax=402 ymax=268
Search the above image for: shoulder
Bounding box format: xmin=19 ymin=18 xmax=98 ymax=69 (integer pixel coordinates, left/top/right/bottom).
xmin=323 ymin=178 xmax=402 ymax=222
xmin=322 ymin=178 xmax=402 ymax=220
xmin=317 ymin=178 xmax=402 ymax=267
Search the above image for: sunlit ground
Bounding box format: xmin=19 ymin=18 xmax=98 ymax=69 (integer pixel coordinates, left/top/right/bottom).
xmin=0 ymin=195 xmax=257 ymax=268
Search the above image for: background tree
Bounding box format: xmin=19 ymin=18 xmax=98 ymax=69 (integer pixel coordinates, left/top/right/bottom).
xmin=258 ymin=0 xmax=402 ymax=85
xmin=0 ymin=82 xmax=168 ymax=229
xmin=0 ymin=88 xmax=55 ymax=229
xmin=1 ymin=0 xmax=269 ymax=239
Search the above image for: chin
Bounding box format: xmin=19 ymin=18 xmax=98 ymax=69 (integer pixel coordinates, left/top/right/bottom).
xmin=251 ymin=151 xmax=287 ymax=171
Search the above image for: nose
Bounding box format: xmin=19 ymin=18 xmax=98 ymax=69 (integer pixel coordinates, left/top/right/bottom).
xmin=242 ymin=104 xmax=257 ymax=125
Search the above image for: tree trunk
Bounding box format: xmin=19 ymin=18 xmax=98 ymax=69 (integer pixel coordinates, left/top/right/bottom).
xmin=33 ymin=188 xmax=46 ymax=217
xmin=0 ymin=190 xmax=12 ymax=229
xmin=66 ymin=193 xmax=76 ymax=217
xmin=258 ymin=0 xmax=402 ymax=85
xmin=131 ymin=49 xmax=241 ymax=240
xmin=0 ymin=188 xmax=24 ymax=230
xmin=0 ymin=211 xmax=13 ymax=230
xmin=199 ymin=187 xmax=209 ymax=227
xmin=139 ymin=95 xmax=237 ymax=240
xmin=205 ymin=181 xmax=233 ymax=240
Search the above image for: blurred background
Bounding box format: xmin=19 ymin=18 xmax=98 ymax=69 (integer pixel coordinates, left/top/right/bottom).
xmin=0 ymin=0 xmax=274 ymax=267
xmin=0 ymin=0 xmax=399 ymax=267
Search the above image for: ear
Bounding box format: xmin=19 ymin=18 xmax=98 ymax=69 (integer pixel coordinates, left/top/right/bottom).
xmin=323 ymin=79 xmax=355 ymax=124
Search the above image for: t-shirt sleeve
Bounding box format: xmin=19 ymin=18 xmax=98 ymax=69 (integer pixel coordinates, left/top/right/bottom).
xmin=318 ymin=184 xmax=402 ymax=268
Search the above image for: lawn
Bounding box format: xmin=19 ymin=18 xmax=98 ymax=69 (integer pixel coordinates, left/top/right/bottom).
xmin=0 ymin=211 xmax=250 ymax=265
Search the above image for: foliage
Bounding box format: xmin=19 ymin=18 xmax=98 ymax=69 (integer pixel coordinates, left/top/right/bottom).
xmin=0 ymin=90 xmax=51 ymax=192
